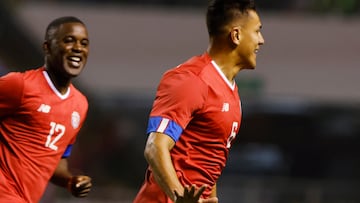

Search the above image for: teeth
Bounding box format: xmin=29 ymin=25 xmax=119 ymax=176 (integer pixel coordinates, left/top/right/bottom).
xmin=68 ymin=56 xmax=81 ymax=67
xmin=69 ymin=56 xmax=81 ymax=62
xmin=71 ymin=61 xmax=80 ymax=67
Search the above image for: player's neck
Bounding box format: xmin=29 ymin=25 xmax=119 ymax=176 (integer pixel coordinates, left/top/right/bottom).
xmin=45 ymin=69 xmax=71 ymax=95
xmin=208 ymin=53 xmax=239 ymax=83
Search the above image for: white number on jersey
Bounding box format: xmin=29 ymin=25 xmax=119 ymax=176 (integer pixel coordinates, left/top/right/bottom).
xmin=226 ymin=121 xmax=239 ymax=148
xmin=45 ymin=122 xmax=66 ymax=151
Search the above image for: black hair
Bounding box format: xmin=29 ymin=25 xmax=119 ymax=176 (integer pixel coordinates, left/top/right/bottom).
xmin=44 ymin=16 xmax=85 ymax=41
xmin=206 ymin=0 xmax=256 ymax=36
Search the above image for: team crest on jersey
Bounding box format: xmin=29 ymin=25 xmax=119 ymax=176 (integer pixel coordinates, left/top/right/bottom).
xmin=71 ymin=111 xmax=80 ymax=129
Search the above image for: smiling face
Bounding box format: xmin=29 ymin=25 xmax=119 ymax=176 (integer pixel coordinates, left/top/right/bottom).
xmin=235 ymin=10 xmax=264 ymax=69
xmin=44 ymin=22 xmax=89 ymax=79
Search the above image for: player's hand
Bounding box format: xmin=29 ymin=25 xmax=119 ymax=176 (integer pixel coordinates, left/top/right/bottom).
xmin=198 ymin=197 xmax=219 ymax=203
xmin=67 ymin=175 xmax=92 ymax=198
xmin=174 ymin=184 xmax=207 ymax=203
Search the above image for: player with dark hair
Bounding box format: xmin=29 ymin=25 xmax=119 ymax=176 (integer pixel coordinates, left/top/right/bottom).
xmin=0 ymin=16 xmax=92 ymax=203
xmin=133 ymin=0 xmax=264 ymax=202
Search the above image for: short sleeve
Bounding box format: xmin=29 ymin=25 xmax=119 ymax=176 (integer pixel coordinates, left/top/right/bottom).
xmin=0 ymin=72 xmax=24 ymax=117
xmin=61 ymin=144 xmax=73 ymax=158
xmin=147 ymin=70 xmax=207 ymax=141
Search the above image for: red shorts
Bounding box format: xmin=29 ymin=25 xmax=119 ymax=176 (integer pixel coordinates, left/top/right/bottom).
xmin=133 ymin=169 xmax=173 ymax=203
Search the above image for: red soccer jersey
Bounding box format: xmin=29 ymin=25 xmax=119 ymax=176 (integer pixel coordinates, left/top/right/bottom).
xmin=137 ymin=53 xmax=242 ymax=201
xmin=0 ymin=67 xmax=88 ymax=203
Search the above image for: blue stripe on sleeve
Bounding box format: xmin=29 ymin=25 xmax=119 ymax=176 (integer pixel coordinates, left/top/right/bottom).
xmin=62 ymin=145 xmax=73 ymax=158
xmin=147 ymin=116 xmax=183 ymax=142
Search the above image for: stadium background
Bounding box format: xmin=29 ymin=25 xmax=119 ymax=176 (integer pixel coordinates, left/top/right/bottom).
xmin=1 ymin=0 xmax=360 ymax=202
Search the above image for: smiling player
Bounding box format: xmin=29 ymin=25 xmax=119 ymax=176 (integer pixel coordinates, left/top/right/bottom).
xmin=133 ymin=0 xmax=265 ymax=202
xmin=0 ymin=16 xmax=92 ymax=203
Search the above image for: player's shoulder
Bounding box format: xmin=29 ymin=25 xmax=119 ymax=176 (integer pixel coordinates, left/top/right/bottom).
xmin=0 ymin=68 xmax=43 ymax=101
xmin=164 ymin=53 xmax=212 ymax=79
xmin=0 ymin=69 xmax=28 ymax=86
xmin=157 ymin=54 xmax=212 ymax=95
xmin=20 ymin=67 xmax=46 ymax=82
xmin=1 ymin=69 xmax=26 ymax=78
xmin=1 ymin=67 xmax=41 ymax=78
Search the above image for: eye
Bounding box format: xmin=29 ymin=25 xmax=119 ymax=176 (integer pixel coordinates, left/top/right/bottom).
xmin=81 ymin=39 xmax=89 ymax=47
xmin=63 ymin=36 xmax=75 ymax=43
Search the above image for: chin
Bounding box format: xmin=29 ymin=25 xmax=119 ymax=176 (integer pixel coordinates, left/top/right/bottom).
xmin=67 ymin=65 xmax=85 ymax=76
xmin=251 ymin=63 xmax=257 ymax=69
xmin=245 ymin=62 xmax=256 ymax=70
xmin=66 ymin=69 xmax=83 ymax=78
xmin=242 ymin=56 xmax=256 ymax=70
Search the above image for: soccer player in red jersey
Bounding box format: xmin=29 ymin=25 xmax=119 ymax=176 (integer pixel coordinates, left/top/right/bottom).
xmin=133 ymin=0 xmax=265 ymax=202
xmin=0 ymin=16 xmax=92 ymax=203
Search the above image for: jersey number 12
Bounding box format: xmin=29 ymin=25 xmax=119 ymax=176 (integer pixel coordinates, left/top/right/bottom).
xmin=45 ymin=122 xmax=66 ymax=151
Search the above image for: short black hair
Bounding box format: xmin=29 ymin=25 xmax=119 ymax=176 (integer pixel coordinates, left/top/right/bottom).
xmin=45 ymin=16 xmax=85 ymax=41
xmin=206 ymin=0 xmax=256 ymax=36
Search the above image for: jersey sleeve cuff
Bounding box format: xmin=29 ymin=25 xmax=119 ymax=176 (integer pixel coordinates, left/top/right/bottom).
xmin=61 ymin=144 xmax=73 ymax=158
xmin=146 ymin=116 xmax=183 ymax=142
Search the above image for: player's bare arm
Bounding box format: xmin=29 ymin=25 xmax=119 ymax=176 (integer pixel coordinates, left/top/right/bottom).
xmin=210 ymin=183 xmax=217 ymax=198
xmin=144 ymin=132 xmax=184 ymax=201
xmin=50 ymin=158 xmax=92 ymax=197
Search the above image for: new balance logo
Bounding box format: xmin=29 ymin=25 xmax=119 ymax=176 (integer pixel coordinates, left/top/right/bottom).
xmin=221 ymin=103 xmax=230 ymax=112
xmin=37 ymin=104 xmax=51 ymax=113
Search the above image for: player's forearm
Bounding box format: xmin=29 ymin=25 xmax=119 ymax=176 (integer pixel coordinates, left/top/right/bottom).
xmin=144 ymin=141 xmax=183 ymax=201
xmin=50 ymin=158 xmax=72 ymax=188
xmin=210 ymin=183 xmax=217 ymax=198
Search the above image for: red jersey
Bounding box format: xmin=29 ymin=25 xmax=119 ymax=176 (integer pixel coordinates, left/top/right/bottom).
xmin=135 ymin=53 xmax=242 ymax=202
xmin=0 ymin=67 xmax=88 ymax=203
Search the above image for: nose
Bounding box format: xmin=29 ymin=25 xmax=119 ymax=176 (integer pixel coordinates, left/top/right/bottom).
xmin=259 ymin=32 xmax=265 ymax=45
xmin=72 ymin=41 xmax=83 ymax=52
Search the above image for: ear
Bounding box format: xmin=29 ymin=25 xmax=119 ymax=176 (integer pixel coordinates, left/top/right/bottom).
xmin=230 ymin=26 xmax=241 ymax=45
xmin=43 ymin=41 xmax=50 ymax=54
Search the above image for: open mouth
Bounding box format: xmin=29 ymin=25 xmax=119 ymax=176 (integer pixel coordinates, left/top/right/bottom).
xmin=67 ymin=56 xmax=82 ymax=67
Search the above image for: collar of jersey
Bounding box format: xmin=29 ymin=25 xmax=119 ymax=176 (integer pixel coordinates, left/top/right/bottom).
xmin=211 ymin=60 xmax=236 ymax=91
xmin=42 ymin=70 xmax=70 ymax=100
